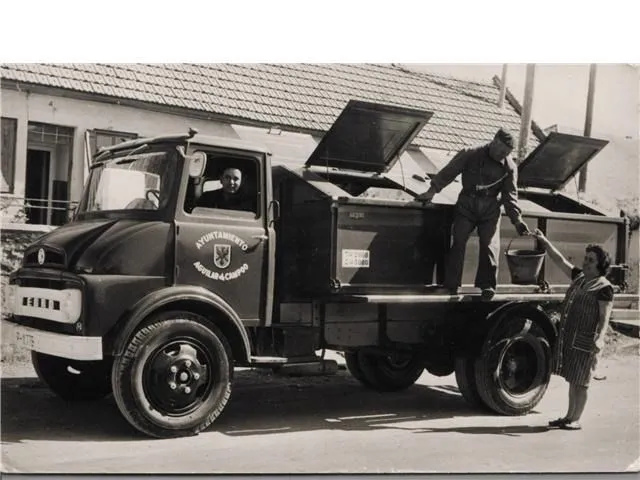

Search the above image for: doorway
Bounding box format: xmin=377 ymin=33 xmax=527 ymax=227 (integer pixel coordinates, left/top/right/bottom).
xmin=25 ymin=149 xmax=51 ymax=224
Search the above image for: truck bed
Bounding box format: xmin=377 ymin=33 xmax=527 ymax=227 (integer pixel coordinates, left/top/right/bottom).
xmin=332 ymin=284 xmax=639 ymax=307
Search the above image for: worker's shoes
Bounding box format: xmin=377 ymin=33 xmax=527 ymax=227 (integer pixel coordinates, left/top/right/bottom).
xmin=480 ymin=288 xmax=496 ymax=301
xmin=548 ymin=417 xmax=568 ymax=428
xmin=559 ymin=421 xmax=582 ymax=430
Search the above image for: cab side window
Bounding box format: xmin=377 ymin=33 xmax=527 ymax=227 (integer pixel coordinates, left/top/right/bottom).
xmin=184 ymin=155 xmax=260 ymax=218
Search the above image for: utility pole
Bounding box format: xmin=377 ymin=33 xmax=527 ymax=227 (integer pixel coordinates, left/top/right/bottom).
xmin=578 ymin=64 xmax=597 ymax=192
xmin=518 ymin=64 xmax=536 ymax=162
xmin=497 ymin=64 xmax=508 ymax=108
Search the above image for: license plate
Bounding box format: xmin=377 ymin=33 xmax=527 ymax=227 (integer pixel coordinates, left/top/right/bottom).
xmin=15 ymin=329 xmax=36 ymax=350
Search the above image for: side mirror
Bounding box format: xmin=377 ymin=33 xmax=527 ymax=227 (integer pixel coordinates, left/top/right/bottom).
xmin=187 ymin=151 xmax=207 ymax=178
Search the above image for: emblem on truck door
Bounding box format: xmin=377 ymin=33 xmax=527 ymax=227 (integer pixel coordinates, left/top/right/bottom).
xmin=214 ymin=244 xmax=231 ymax=269
xmin=193 ymin=231 xmax=250 ymax=281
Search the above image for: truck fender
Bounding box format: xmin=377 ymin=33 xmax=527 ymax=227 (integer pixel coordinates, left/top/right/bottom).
xmin=458 ymin=302 xmax=557 ymax=357
xmin=485 ymin=302 xmax=557 ymax=346
xmin=110 ymin=285 xmax=252 ymax=363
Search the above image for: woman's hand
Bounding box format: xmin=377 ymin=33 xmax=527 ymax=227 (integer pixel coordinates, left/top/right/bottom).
xmin=531 ymin=228 xmax=550 ymax=247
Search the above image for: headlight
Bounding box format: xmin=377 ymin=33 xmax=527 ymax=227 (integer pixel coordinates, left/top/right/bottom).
xmin=62 ymin=289 xmax=82 ymax=322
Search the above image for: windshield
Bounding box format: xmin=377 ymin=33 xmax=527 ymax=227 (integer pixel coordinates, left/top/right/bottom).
xmin=78 ymin=151 xmax=177 ymax=214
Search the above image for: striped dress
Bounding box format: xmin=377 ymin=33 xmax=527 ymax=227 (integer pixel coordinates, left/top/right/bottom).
xmin=554 ymin=268 xmax=614 ymax=387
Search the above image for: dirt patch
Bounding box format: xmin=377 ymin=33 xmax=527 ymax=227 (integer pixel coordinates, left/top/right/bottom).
xmin=602 ymin=327 xmax=639 ymax=357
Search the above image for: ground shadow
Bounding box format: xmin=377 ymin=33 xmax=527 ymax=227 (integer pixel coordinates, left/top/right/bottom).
xmin=378 ymin=424 xmax=551 ymax=437
xmin=1 ymin=369 xmax=542 ymax=443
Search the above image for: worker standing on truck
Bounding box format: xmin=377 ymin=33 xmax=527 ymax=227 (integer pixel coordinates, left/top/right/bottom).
xmin=415 ymin=129 xmax=530 ymax=299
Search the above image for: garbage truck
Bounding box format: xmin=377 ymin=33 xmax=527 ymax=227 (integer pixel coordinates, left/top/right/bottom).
xmin=4 ymin=100 xmax=636 ymax=438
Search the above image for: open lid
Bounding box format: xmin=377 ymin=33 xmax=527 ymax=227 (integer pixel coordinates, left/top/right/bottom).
xmin=518 ymin=132 xmax=609 ymax=190
xmin=305 ymin=100 xmax=433 ymax=174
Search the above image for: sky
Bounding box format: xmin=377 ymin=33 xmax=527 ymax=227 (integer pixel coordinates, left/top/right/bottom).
xmin=408 ymin=64 xmax=639 ymax=140
xmin=408 ymin=64 xmax=640 ymax=206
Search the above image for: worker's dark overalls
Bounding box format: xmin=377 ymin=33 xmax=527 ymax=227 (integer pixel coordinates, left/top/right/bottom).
xmin=428 ymin=145 xmax=524 ymax=290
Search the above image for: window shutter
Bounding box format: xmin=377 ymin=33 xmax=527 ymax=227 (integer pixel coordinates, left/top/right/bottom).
xmin=1 ymin=117 xmax=18 ymax=193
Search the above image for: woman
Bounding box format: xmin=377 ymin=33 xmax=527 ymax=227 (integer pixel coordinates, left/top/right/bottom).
xmin=532 ymin=229 xmax=614 ymax=431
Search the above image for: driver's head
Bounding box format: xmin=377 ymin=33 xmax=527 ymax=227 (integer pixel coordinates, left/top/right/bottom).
xmin=221 ymin=168 xmax=242 ymax=195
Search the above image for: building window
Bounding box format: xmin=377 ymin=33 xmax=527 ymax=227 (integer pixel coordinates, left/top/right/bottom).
xmin=26 ymin=122 xmax=75 ymax=226
xmin=1 ymin=117 xmax=17 ymax=193
xmin=27 ymin=122 xmax=74 ymax=146
xmin=88 ymin=129 xmax=137 ymax=159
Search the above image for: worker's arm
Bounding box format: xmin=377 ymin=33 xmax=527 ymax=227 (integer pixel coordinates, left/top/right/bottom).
xmin=415 ymin=149 xmax=470 ymax=202
xmin=501 ymin=162 xmax=529 ymax=235
xmin=531 ymin=229 xmax=575 ymax=278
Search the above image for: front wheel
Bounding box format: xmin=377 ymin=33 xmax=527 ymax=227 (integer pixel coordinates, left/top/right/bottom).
xmin=474 ymin=314 xmax=551 ymax=415
xmin=31 ymin=351 xmax=113 ymax=401
xmin=112 ymin=311 xmax=232 ymax=438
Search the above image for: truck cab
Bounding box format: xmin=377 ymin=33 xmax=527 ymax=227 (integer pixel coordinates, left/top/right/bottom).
xmin=5 ymin=101 xmax=635 ymax=438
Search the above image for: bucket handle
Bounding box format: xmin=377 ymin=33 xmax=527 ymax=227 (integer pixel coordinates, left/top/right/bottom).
xmin=506 ymin=235 xmax=540 ymax=254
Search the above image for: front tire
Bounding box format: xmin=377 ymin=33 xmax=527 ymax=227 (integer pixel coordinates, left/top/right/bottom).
xmin=474 ymin=314 xmax=551 ymax=415
xmin=112 ymin=311 xmax=232 ymax=438
xmin=31 ymin=351 xmax=113 ymax=401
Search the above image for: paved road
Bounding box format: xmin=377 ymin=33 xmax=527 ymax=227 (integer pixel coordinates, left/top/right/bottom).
xmin=1 ymin=354 xmax=638 ymax=474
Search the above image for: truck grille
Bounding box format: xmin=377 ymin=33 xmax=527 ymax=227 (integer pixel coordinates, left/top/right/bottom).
xmin=23 ymin=246 xmax=67 ymax=268
xmin=8 ymin=270 xmax=84 ymax=334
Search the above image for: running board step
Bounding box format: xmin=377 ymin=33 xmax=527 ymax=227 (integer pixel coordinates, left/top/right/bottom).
xmin=250 ymin=355 xmax=322 ymax=365
xmin=249 ymin=356 xmax=339 ymax=376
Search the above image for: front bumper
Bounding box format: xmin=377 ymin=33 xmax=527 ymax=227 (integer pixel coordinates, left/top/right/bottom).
xmin=3 ymin=321 xmax=103 ymax=361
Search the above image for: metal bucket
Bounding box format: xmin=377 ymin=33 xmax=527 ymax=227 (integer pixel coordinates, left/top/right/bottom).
xmin=505 ymin=237 xmax=546 ymax=285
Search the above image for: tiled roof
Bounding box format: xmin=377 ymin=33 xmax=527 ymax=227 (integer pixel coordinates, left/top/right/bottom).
xmin=0 ymin=63 xmax=540 ymax=151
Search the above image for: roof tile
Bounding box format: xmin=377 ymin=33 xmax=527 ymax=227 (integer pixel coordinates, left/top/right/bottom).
xmin=0 ymin=63 xmax=541 ymax=150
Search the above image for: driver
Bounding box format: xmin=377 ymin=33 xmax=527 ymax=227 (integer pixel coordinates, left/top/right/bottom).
xmin=197 ymin=167 xmax=256 ymax=212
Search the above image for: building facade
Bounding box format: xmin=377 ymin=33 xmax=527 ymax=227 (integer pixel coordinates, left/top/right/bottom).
xmin=1 ymin=63 xmax=540 ymax=227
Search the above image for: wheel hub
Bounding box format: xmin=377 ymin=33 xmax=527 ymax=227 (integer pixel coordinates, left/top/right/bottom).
xmin=499 ymin=339 xmax=538 ymax=395
xmin=145 ymin=341 xmax=211 ymax=414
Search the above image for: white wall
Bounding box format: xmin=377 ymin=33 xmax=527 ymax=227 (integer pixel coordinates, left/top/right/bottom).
xmin=1 ymin=89 xmax=239 ymax=201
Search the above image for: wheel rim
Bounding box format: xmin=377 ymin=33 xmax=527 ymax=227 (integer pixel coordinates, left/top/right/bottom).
xmin=143 ymin=337 xmax=214 ymax=416
xmin=484 ymin=317 xmax=549 ymax=399
xmin=497 ymin=337 xmax=542 ymax=395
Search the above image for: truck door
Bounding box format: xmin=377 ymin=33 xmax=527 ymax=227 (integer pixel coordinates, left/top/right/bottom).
xmin=174 ymin=150 xmax=274 ymax=326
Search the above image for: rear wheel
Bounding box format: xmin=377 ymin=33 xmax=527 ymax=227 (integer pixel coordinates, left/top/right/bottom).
xmin=344 ymin=351 xmax=374 ymax=387
xmin=112 ymin=311 xmax=232 ymax=438
xmin=356 ymin=351 xmax=424 ymax=392
xmin=31 ymin=351 xmax=113 ymax=401
xmin=454 ymin=356 xmax=485 ymax=408
xmin=474 ymin=314 xmax=551 ymax=415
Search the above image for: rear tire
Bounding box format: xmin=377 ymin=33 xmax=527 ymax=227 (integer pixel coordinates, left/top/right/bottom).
xmin=31 ymin=351 xmax=113 ymax=401
xmin=474 ymin=314 xmax=551 ymax=415
xmin=344 ymin=351 xmax=374 ymax=387
xmin=112 ymin=311 xmax=232 ymax=438
xmin=357 ymin=351 xmax=424 ymax=392
xmin=454 ymin=356 xmax=485 ymax=408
